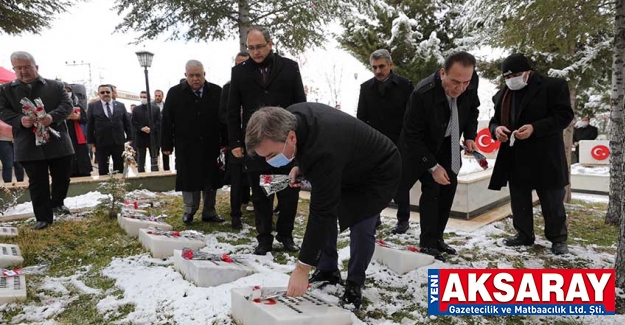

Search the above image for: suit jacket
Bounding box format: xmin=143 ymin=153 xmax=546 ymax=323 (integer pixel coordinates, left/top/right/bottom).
xmin=161 ymin=81 xmax=224 ymax=191
xmin=398 ymin=70 xmax=480 ymax=177
xmin=357 ymin=72 xmax=413 ymax=144
xmin=131 ymin=103 xmax=161 ymax=148
xmin=288 ymin=103 xmax=401 ymax=266
xmin=488 ymin=72 xmax=573 ymax=190
xmin=227 ymin=52 xmax=306 ymax=172
xmin=86 ymin=100 xmax=132 ymax=147
xmin=0 ymin=77 xmax=74 ymax=162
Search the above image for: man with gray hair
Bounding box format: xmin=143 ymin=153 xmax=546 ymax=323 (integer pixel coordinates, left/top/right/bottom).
xmin=245 ymin=103 xmax=401 ymax=309
xmin=357 ymin=48 xmax=413 ymax=234
xmin=161 ymin=60 xmax=225 ymax=225
xmin=0 ymin=51 xmax=75 ymax=230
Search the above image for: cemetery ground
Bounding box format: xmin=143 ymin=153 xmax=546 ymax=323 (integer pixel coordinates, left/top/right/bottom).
xmin=0 ymin=190 xmax=623 ymax=325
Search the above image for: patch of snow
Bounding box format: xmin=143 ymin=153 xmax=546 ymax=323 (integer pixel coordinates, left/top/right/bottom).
xmin=2 ymin=191 xmax=107 ymax=217
xmin=571 ymin=163 xmax=610 ymax=176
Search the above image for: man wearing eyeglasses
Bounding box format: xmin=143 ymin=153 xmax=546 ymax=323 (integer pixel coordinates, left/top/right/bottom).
xmin=86 ymin=84 xmax=132 ymax=175
xmin=0 ymin=51 xmax=75 ymax=230
xmin=227 ymin=27 xmax=306 ymax=255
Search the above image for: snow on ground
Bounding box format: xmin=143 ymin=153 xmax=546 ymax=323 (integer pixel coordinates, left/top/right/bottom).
xmin=1 ymin=191 xmax=107 ymax=217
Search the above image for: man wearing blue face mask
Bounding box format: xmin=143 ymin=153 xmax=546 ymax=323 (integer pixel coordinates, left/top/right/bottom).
xmin=488 ymin=53 xmax=574 ymax=255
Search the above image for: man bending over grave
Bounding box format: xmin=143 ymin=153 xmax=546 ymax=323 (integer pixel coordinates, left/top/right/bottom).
xmin=245 ymin=103 xmax=401 ymax=309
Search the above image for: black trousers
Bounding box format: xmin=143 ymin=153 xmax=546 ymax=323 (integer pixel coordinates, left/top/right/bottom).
xmin=317 ymin=215 xmax=378 ymax=286
xmin=248 ymin=171 xmax=299 ymax=245
xmin=228 ymin=154 xmax=250 ymax=217
xmin=137 ymin=146 xmax=158 ymax=173
xmin=20 ymin=155 xmax=73 ymax=223
xmin=162 ymin=151 xmax=170 ymax=171
xmin=509 ymin=183 xmax=568 ymax=243
xmin=96 ymin=144 xmax=124 ymax=175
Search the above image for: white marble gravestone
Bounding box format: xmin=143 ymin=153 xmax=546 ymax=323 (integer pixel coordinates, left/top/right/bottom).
xmin=138 ymin=229 xmax=205 ymax=259
xmin=0 ymin=275 xmax=27 ymax=304
xmin=231 ymin=286 xmax=352 ymax=325
xmin=172 ymin=250 xmax=255 ymax=287
xmin=579 ymin=140 xmax=610 ymax=165
xmin=120 ymin=217 xmax=173 ymax=237
xmin=0 ymin=244 xmax=23 ymax=268
xmin=0 ymin=227 xmax=18 ymax=237
xmin=372 ymin=244 xmax=434 ymax=275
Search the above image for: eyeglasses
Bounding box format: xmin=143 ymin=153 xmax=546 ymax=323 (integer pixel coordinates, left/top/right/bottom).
xmin=247 ymin=43 xmax=269 ymax=52
xmin=12 ymin=65 xmax=34 ymax=72
xmin=99 ymin=91 xmax=111 ymax=94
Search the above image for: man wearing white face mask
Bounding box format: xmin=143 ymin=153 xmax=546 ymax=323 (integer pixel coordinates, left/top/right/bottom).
xmin=488 ymin=53 xmax=574 ymax=255
xmin=132 ymin=91 xmax=161 ymax=172
xmin=572 ymin=116 xmax=598 ymax=163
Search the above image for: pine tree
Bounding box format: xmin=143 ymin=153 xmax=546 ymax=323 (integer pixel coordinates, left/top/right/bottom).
xmin=0 ymin=1 xmax=75 ymax=35
xmin=95 ymin=173 xmax=128 ymax=219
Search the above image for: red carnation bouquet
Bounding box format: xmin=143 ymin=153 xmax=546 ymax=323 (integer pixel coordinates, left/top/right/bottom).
xmin=461 ymin=145 xmax=489 ymax=170
xmin=260 ymin=174 xmax=310 ymax=196
xmin=20 ymin=98 xmax=60 ymax=146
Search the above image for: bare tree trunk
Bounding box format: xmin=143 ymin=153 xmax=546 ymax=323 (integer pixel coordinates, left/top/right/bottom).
xmin=611 ymin=0 xmax=625 ymax=289
xmin=608 ymin=0 xmax=625 ymax=228
xmin=563 ymin=84 xmax=576 ymax=203
xmin=237 ymin=0 xmax=250 ymax=52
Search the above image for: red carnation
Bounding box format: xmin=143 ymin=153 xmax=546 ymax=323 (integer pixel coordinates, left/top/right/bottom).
xmin=479 ymin=159 xmax=488 ymax=169
xmin=182 ymin=249 xmax=194 ymax=260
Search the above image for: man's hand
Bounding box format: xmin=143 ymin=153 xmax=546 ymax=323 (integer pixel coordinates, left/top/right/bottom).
xmin=21 ymin=116 xmax=35 ymax=128
xmin=463 ymin=139 xmax=477 ymax=153
xmin=574 ymin=141 xmax=579 ymax=147
xmin=90 ymin=144 xmax=96 ymax=153
xmin=289 ymin=166 xmax=301 ymax=187
xmin=141 ymin=126 xmax=151 ymax=134
xmin=432 ymin=166 xmax=451 ymax=185
xmin=37 ymin=114 xmax=53 ymax=127
xmin=68 ymin=112 xmax=80 ymax=120
xmin=163 ymin=151 xmax=172 ymax=155
xmin=232 ymin=147 xmax=244 ymax=158
xmin=515 ymin=124 xmax=534 ymax=140
xmin=286 ymin=263 xmax=311 ymax=297
xmin=495 ymin=126 xmax=511 ymax=142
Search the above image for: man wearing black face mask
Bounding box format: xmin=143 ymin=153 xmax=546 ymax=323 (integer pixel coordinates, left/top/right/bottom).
xmin=488 ymin=53 xmax=574 ymax=255
xmin=227 ymin=26 xmax=307 ymax=255
xmin=132 ymin=91 xmax=161 ymax=172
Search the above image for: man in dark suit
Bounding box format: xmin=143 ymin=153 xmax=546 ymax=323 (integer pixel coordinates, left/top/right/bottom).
xmin=161 ymin=60 xmax=225 ymax=225
xmin=573 ymin=115 xmax=599 ymax=163
xmin=220 ymin=51 xmax=251 ymax=229
xmin=132 ymin=91 xmax=161 ymax=172
xmin=228 ymin=27 xmax=306 ymax=255
xmin=356 ymin=48 xmax=413 ymax=234
xmin=245 ymin=104 xmax=401 ymax=309
xmin=0 ymin=51 xmax=75 ymax=229
xmin=489 ymin=53 xmax=573 ymax=255
xmin=395 ymin=51 xmax=480 ymax=261
xmin=87 ymin=84 xmax=132 ymax=175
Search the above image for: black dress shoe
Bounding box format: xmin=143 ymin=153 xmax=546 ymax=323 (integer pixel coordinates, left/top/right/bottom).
xmin=503 ymin=233 xmax=535 ymax=247
xmin=231 ymin=216 xmax=243 ymax=230
xmin=392 ymin=221 xmax=410 ymax=234
xmin=201 ymin=215 xmax=226 ymax=223
xmin=253 ymin=244 xmax=272 ymax=255
xmin=341 ymin=281 xmax=363 ymax=309
xmin=182 ymin=213 xmax=194 ymax=224
xmin=277 ymin=236 xmax=299 ymax=252
xmin=33 ymin=221 xmax=50 ymax=230
xmin=420 ymin=247 xmax=446 ymax=262
xmin=309 ymin=269 xmax=342 ymax=285
xmin=52 ymin=205 xmax=71 ymax=216
xmin=437 ymin=239 xmax=457 ymax=255
xmin=551 ymin=242 xmax=569 ymax=255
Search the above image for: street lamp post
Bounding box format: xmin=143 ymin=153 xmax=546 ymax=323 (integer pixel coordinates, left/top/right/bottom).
xmin=135 ymin=51 xmax=158 ymax=172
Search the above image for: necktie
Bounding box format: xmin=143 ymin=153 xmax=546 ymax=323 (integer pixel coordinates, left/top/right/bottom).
xmin=195 ymin=90 xmax=201 ymax=98
xmin=261 ymin=67 xmax=269 ymax=85
xmin=450 ymin=98 xmax=461 ymax=175
xmin=105 ymin=102 xmax=113 ymax=119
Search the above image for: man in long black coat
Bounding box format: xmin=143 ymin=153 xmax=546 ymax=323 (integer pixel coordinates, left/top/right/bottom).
xmin=488 ymin=53 xmax=574 ymax=255
xmin=245 ymin=104 xmax=401 ymax=310
xmin=161 ymin=59 xmax=225 ymax=224
xmin=227 ymin=27 xmax=306 ymax=255
xmin=395 ymin=52 xmax=480 ymax=262
xmin=132 ymin=91 xmax=161 ymax=173
xmin=356 ymin=48 xmax=413 ymax=234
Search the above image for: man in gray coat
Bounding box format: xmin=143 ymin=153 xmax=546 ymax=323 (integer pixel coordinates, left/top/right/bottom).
xmin=0 ymin=51 xmax=74 ymax=230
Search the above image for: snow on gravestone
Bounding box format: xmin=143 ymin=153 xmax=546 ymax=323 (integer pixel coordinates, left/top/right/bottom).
xmin=0 ymin=226 xmax=18 ymax=237
xmin=372 ymin=243 xmax=434 ymax=275
xmin=172 ymin=250 xmax=255 ymax=287
xmin=138 ymin=229 xmax=205 ymax=259
xmin=0 ymin=275 xmax=27 ymax=304
xmin=231 ymin=286 xmax=352 ymax=325
xmin=0 ymin=244 xmax=23 ymax=268
xmin=119 ymin=216 xmax=173 ymax=237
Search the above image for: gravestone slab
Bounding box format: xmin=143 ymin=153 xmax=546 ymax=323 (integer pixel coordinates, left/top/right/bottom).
xmin=231 ymin=286 xmax=352 ymax=325
xmin=372 ymin=244 xmax=434 ymax=275
xmin=0 ymin=244 xmax=23 ymax=268
xmin=0 ymin=227 xmax=18 ymax=237
xmin=0 ymin=275 xmax=27 ymax=304
xmin=172 ymin=250 xmax=255 ymax=287
xmin=579 ymin=140 xmax=610 ymax=165
xmin=121 ymin=217 xmax=173 ymax=237
xmin=138 ymin=229 xmax=205 ymax=259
